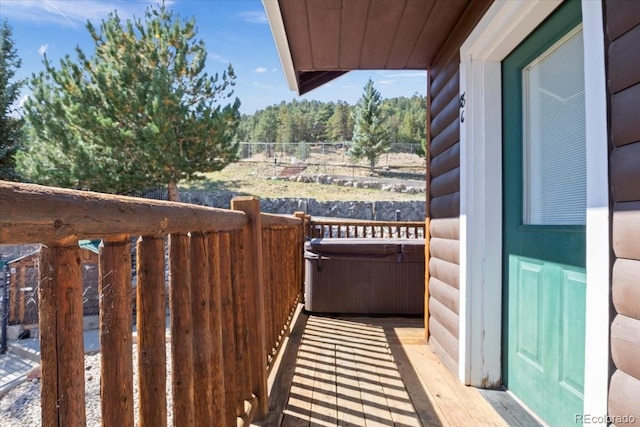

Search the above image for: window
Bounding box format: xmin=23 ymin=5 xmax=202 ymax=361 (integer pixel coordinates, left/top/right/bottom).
xmin=523 ymin=26 xmax=586 ymax=225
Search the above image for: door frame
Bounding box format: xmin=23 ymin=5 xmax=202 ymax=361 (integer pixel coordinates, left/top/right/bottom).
xmin=457 ymin=0 xmax=609 ymax=421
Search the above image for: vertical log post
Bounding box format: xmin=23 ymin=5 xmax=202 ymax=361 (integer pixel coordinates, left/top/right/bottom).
xmin=272 ymin=229 xmax=280 ymax=345
xmin=39 ymin=244 xmax=86 ymax=427
xmin=270 ymin=229 xmax=278 ymax=352
xmin=230 ymin=230 xmax=252 ymax=410
xmin=190 ymin=232 xmax=215 ymax=426
xmin=99 ymin=237 xmax=134 ymax=427
xmin=294 ymin=212 xmax=305 ymax=303
xmin=278 ymin=229 xmax=284 ymax=336
xmin=169 ymin=233 xmax=194 ymax=426
xmin=265 ymin=229 xmax=275 ymax=352
xmin=231 ymin=196 xmax=268 ymax=420
xmin=207 ymin=233 xmax=226 ymax=423
xmin=304 ymin=215 xmax=311 ymax=238
xmin=216 ymin=232 xmax=239 ymax=426
xmin=292 ymin=227 xmax=299 ymax=307
xmin=136 ymin=236 xmax=167 ymax=427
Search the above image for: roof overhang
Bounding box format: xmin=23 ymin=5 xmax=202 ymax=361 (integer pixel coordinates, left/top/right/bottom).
xmin=263 ymin=0 xmax=474 ymax=95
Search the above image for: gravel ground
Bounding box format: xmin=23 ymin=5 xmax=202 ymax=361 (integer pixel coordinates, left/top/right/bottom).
xmin=0 ymin=344 xmax=173 ymax=426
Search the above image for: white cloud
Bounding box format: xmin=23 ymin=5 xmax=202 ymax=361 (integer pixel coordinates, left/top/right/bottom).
xmin=255 ymin=67 xmax=267 ymax=73
xmin=0 ymin=1 xmax=150 ymax=27
xmin=236 ymin=11 xmax=268 ymax=24
xmin=377 ymin=80 xmax=395 ymax=85
xmin=38 ymin=44 xmax=49 ymax=56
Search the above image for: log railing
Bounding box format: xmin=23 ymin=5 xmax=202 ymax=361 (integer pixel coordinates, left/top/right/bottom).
xmin=308 ymin=218 xmax=425 ymax=239
xmin=261 ymin=213 xmax=304 ymax=372
xmin=0 ymin=181 xmax=304 ymax=427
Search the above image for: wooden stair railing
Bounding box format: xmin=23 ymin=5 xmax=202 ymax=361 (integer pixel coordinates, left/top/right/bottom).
xmin=0 ymin=181 xmax=303 ymax=427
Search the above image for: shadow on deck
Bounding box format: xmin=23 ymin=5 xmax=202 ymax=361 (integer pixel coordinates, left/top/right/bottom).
xmin=259 ymin=307 xmax=507 ymax=426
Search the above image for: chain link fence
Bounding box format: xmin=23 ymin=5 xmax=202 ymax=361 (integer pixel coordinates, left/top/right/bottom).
xmin=237 ymin=141 xmax=424 ymax=164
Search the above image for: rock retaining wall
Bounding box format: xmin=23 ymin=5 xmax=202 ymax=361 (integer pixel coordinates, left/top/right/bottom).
xmin=177 ymin=191 xmax=426 ymax=221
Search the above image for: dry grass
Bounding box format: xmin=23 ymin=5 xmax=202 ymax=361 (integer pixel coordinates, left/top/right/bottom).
xmin=186 ymin=151 xmax=426 ymax=202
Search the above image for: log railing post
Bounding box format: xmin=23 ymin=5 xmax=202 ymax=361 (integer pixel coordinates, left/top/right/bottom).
xmin=304 ymin=215 xmax=311 ymax=238
xmin=262 ymin=228 xmax=276 ymax=356
xmin=190 ymin=232 xmax=215 ymax=426
xmin=231 ymin=196 xmax=268 ymax=420
xmin=169 ymin=233 xmax=194 ymax=426
xmin=230 ymin=230 xmax=253 ymax=414
xmin=217 ymin=232 xmax=239 ymax=426
xmin=206 ymin=233 xmax=226 ymax=423
xmin=136 ymin=236 xmax=167 ymax=427
xmin=99 ymin=237 xmax=134 ymax=427
xmin=39 ymin=244 xmax=86 ymax=427
xmin=294 ymin=212 xmax=306 ymax=302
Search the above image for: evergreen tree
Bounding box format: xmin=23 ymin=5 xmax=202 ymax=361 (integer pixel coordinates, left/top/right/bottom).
xmin=0 ymin=20 xmax=25 ymax=181
xmin=254 ymin=107 xmax=278 ymax=148
xmin=348 ymin=79 xmax=389 ymax=170
xmin=327 ymin=101 xmax=353 ymax=142
xmin=17 ymin=4 xmax=240 ymax=200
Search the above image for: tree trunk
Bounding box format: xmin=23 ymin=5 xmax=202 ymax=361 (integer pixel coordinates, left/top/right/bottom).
xmin=168 ymin=181 xmax=180 ymax=202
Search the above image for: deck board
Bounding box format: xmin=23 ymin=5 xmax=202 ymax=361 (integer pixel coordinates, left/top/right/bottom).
xmin=261 ymin=310 xmax=508 ymax=427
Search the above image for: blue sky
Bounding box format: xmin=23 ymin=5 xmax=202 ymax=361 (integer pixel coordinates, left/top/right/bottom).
xmin=1 ymin=0 xmax=426 ymax=115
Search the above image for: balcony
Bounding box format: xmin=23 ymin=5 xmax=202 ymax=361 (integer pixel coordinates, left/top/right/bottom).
xmin=0 ymin=180 xmax=506 ymax=426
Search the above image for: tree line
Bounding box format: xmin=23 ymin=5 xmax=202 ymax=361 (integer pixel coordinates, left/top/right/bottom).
xmin=234 ymin=94 xmax=426 ymax=151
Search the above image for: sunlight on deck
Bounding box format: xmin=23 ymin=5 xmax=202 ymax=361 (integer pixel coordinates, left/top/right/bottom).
xmin=264 ymin=312 xmax=507 ymax=427
xmin=283 ymin=316 xmax=420 ymax=426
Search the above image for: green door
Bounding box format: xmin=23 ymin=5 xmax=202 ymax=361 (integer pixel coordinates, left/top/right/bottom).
xmin=502 ymin=1 xmax=586 ymax=425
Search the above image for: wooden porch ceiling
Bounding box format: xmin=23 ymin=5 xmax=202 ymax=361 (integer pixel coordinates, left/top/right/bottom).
xmin=264 ymin=0 xmax=471 ymax=94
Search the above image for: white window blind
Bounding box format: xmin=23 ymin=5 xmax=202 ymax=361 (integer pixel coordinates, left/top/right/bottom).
xmin=523 ymin=27 xmax=586 ymax=225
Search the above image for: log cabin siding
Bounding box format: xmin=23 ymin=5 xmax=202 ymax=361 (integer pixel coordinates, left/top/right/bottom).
xmin=612 ymin=259 xmax=640 ymax=320
xmin=430 ymin=143 xmax=460 ymax=178
xmin=430 ymin=168 xmax=461 ymax=199
xmin=606 ymin=0 xmax=640 ymax=422
xmin=426 ymin=0 xmax=493 ymax=373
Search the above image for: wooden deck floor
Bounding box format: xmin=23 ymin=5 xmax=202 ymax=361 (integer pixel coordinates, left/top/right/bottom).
xmin=260 ymin=309 xmax=507 ymax=426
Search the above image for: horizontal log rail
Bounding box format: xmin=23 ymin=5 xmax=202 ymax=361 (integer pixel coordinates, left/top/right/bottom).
xmin=0 ymin=181 xmax=247 ymax=244
xmin=308 ymin=217 xmax=425 ymax=239
xmin=0 ymin=181 xmax=304 ymax=427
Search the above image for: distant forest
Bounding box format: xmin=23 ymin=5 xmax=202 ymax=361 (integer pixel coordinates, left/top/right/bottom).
xmin=234 ymin=94 xmax=426 ymax=149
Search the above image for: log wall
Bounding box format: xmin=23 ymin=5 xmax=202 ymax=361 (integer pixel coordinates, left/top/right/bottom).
xmin=426 ymin=0 xmax=492 ymax=373
xmin=606 ymin=1 xmax=640 ymax=423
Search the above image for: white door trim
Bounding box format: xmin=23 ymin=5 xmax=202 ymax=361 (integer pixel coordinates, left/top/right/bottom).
xmin=581 ymin=1 xmax=611 ymax=420
xmin=458 ymin=0 xmax=609 ymax=422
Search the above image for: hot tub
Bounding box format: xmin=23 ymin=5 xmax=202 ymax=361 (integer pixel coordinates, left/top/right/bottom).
xmin=304 ymin=238 xmax=425 ymax=314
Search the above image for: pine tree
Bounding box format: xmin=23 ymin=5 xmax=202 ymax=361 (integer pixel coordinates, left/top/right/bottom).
xmin=17 ymin=4 xmax=240 ymax=200
xmin=349 ymin=79 xmax=389 ymax=171
xmin=0 ymin=20 xmax=25 ymax=181
xmin=327 ymin=101 xmax=353 ymax=142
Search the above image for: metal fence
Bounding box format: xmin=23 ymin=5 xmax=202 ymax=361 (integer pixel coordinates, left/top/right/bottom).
xmin=237 ymin=141 xmax=424 ymax=163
